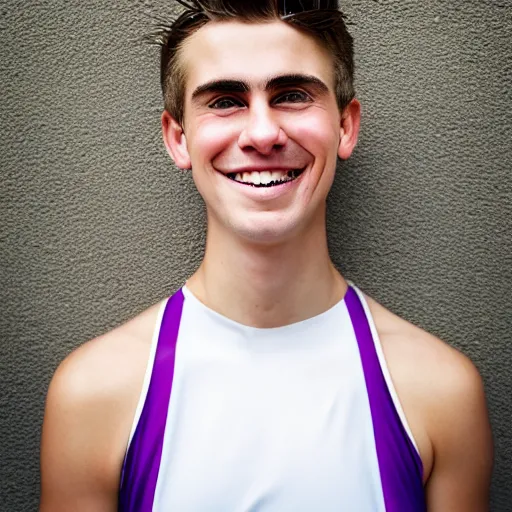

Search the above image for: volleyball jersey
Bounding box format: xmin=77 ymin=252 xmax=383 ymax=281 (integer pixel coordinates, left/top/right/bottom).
xmin=118 ymin=284 xmax=426 ymax=511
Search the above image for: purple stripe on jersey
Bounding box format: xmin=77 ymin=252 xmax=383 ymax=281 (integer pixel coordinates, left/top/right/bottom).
xmin=344 ymin=286 xmax=426 ymax=512
xmin=118 ymin=289 xmax=185 ymax=512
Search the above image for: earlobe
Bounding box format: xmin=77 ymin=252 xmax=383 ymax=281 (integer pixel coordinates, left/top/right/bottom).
xmin=337 ymin=98 xmax=361 ymax=160
xmin=161 ymin=110 xmax=192 ymax=170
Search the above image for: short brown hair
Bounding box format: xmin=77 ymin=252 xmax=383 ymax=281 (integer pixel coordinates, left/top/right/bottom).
xmin=154 ymin=0 xmax=354 ymax=125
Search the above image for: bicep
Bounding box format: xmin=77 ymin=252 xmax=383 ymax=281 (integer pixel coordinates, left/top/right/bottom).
xmin=39 ymin=357 xmax=121 ymax=512
xmin=425 ymin=360 xmax=493 ymax=511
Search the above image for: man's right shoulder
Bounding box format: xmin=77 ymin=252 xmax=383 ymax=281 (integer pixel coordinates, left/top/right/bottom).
xmin=40 ymin=299 xmax=166 ymax=511
xmin=50 ymin=298 xmax=164 ymax=408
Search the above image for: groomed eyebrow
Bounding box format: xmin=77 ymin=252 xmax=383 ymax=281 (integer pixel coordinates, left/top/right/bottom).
xmin=191 ymin=73 xmax=330 ymax=103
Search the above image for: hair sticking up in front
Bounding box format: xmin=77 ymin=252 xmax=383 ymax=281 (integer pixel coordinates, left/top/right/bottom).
xmin=153 ymin=0 xmax=354 ymax=125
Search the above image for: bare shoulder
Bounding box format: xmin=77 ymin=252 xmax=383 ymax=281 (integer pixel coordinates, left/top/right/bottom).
xmin=40 ymin=299 xmax=165 ymax=511
xmin=49 ymin=298 xmax=163 ymax=407
xmin=364 ymin=293 xmax=482 ymax=402
xmin=364 ymin=293 xmax=493 ymax=507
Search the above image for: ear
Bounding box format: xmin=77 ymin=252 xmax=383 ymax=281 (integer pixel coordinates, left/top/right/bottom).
xmin=337 ymin=98 xmax=361 ymax=160
xmin=161 ymin=110 xmax=192 ymax=169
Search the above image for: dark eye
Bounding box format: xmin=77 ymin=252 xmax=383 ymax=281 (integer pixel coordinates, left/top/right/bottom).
xmin=275 ymin=91 xmax=310 ymax=104
xmin=209 ymin=97 xmax=243 ymax=109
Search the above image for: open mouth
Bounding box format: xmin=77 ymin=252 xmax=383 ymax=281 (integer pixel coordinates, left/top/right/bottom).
xmin=226 ymin=168 xmax=305 ymax=188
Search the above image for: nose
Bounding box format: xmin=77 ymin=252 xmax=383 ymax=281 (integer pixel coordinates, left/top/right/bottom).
xmin=237 ymin=101 xmax=288 ymax=155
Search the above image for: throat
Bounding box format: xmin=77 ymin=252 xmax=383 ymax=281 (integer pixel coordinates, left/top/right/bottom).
xmin=189 ymin=236 xmax=340 ymax=329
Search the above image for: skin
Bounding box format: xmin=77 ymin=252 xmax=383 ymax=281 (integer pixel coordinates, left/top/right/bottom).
xmin=40 ymin=20 xmax=493 ymax=511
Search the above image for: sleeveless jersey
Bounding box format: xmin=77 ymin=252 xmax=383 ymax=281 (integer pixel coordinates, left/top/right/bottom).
xmin=118 ymin=284 xmax=426 ymax=511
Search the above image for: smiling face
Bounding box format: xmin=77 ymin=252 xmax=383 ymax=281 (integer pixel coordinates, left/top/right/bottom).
xmin=162 ymin=20 xmax=360 ymax=245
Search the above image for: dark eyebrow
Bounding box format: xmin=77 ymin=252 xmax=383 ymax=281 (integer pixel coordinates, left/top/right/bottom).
xmin=191 ymin=80 xmax=250 ymax=102
xmin=264 ymin=74 xmax=329 ymax=94
xmin=190 ymin=73 xmax=330 ymax=103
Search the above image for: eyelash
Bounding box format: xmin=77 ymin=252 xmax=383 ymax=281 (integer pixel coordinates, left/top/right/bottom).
xmin=208 ymin=91 xmax=311 ymax=109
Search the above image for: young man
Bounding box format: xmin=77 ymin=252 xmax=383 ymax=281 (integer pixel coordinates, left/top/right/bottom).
xmin=40 ymin=1 xmax=493 ymax=510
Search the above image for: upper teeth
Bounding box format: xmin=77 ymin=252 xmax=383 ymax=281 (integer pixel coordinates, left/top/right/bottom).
xmin=231 ymin=170 xmax=299 ymax=185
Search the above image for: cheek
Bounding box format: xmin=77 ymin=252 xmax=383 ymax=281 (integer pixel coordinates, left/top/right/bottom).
xmin=188 ymin=117 xmax=239 ymax=165
xmin=284 ymin=112 xmax=339 ymax=158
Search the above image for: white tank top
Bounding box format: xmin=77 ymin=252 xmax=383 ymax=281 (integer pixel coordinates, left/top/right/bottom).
xmin=118 ymin=284 xmax=425 ymax=511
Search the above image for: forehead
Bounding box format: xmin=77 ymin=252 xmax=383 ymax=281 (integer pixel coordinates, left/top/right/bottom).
xmin=180 ymin=20 xmax=335 ymax=97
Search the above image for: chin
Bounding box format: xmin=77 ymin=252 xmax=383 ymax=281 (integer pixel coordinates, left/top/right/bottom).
xmin=227 ymin=215 xmax=303 ymax=246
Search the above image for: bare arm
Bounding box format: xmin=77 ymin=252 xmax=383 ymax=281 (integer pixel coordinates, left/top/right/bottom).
xmin=40 ymin=349 xmax=121 ymax=511
xmin=367 ymin=295 xmax=494 ymax=512
xmin=425 ymin=355 xmax=493 ymax=511
xmin=39 ymin=315 xmax=154 ymax=512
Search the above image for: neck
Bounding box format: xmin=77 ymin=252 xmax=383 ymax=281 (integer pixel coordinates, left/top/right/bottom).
xmin=186 ymin=213 xmax=347 ymax=328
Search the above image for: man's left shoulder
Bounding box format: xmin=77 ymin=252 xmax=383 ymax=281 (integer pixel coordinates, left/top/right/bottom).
xmin=364 ymin=292 xmax=485 ymax=404
xmin=364 ymin=292 xmax=493 ymax=490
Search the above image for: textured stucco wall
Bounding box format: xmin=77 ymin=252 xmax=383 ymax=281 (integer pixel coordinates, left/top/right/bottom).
xmin=1 ymin=1 xmax=510 ymax=510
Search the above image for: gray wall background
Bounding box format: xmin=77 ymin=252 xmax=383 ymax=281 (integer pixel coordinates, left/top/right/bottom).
xmin=1 ymin=0 xmax=510 ymax=510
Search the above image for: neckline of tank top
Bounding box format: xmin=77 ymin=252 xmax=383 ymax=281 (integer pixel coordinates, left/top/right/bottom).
xmin=180 ymin=283 xmax=352 ymax=335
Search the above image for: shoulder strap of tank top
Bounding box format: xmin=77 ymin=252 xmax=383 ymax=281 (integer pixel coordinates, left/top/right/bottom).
xmin=118 ymin=289 xmax=185 ymax=512
xmin=344 ymin=285 xmax=426 ymax=512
